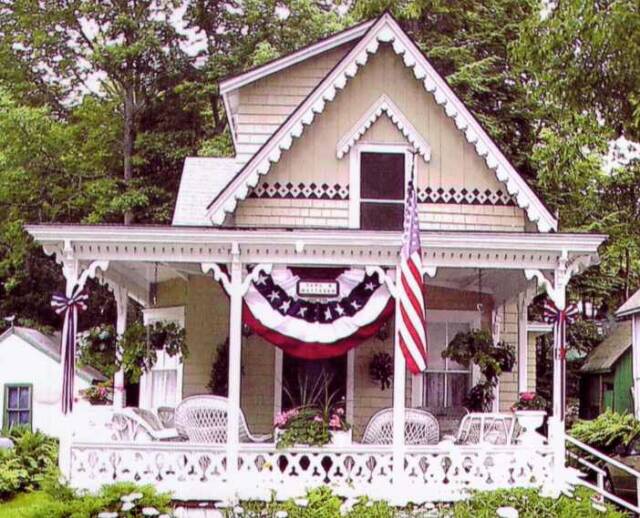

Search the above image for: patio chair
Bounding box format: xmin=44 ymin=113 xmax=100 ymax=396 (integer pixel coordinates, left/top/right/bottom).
xmin=174 ymin=395 xmax=271 ymax=443
xmin=361 ymin=408 xmax=439 ymax=445
xmin=111 ymin=407 xmax=181 ymax=442
xmin=451 ymin=412 xmax=515 ymax=445
xmin=421 ymin=406 xmax=469 ymax=437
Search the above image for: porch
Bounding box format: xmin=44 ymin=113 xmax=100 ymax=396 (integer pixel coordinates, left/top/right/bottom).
xmin=26 ymin=224 xmax=604 ymax=503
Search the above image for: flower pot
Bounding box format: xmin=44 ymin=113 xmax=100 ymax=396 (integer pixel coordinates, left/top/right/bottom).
xmin=330 ymin=429 xmax=352 ymax=447
xmin=515 ymin=410 xmax=546 ymax=446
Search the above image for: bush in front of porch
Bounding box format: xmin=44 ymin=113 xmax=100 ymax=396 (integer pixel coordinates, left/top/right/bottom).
xmin=219 ymin=486 xmax=624 ymax=518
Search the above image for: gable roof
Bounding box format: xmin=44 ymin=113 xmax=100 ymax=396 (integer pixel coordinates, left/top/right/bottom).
xmin=0 ymin=326 xmax=106 ymax=382
xmin=173 ymin=157 xmax=240 ymax=226
xmin=581 ymin=321 xmax=632 ymax=374
xmin=219 ymin=19 xmax=375 ymax=95
xmin=617 ymin=289 xmax=640 ymax=318
xmin=206 ymin=13 xmax=558 ymax=232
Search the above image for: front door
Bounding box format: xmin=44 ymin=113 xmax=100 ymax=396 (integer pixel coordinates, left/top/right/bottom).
xmin=281 ymin=353 xmax=347 ymax=411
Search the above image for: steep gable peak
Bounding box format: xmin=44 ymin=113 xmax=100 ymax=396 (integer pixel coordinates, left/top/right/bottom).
xmin=208 ymin=13 xmax=557 ymax=232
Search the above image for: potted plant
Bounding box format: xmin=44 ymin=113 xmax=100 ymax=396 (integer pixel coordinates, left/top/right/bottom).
xmin=274 ymin=407 xmax=330 ymax=448
xmin=80 ymin=381 xmax=113 ymax=405
xmin=327 ymin=403 xmax=351 ymax=446
xmin=512 ymin=391 xmax=547 ymax=445
xmin=442 ymin=329 xmax=515 ymax=411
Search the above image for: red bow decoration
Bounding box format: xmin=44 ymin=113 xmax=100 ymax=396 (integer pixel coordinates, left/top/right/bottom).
xmin=542 ymin=300 xmax=579 ymax=359
xmin=51 ymin=286 xmax=89 ymax=414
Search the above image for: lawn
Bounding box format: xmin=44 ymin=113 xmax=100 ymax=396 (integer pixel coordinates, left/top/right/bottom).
xmin=0 ymin=492 xmax=54 ymax=518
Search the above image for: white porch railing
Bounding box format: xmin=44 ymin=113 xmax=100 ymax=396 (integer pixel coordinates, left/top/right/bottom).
xmin=68 ymin=441 xmax=555 ymax=504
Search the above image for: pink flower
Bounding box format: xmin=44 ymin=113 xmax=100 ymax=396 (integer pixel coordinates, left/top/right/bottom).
xmin=313 ymin=415 xmax=323 ymax=423
xmin=521 ymin=392 xmax=536 ymax=402
xmin=329 ymin=414 xmax=341 ymax=429
xmin=336 ymin=408 xmax=344 ymax=416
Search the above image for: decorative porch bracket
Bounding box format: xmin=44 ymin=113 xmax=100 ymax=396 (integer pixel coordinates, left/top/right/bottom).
xmin=201 ymin=256 xmax=273 ymax=487
xmin=524 ymin=251 xmax=596 ymax=495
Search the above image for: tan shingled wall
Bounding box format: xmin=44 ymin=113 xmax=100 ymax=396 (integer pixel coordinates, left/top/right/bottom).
xmin=527 ymin=333 xmax=537 ymax=392
xmin=498 ymin=299 xmax=519 ymax=412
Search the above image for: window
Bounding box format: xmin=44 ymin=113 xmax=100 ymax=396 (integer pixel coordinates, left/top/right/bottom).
xmin=359 ymin=151 xmax=406 ymax=230
xmin=4 ymin=384 xmax=32 ymax=429
xmin=149 ymin=367 xmax=178 ymax=409
xmin=423 ymin=321 xmax=473 ymax=408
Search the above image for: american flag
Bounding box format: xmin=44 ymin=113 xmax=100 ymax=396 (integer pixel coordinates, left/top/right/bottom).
xmin=397 ymin=180 xmax=428 ymax=374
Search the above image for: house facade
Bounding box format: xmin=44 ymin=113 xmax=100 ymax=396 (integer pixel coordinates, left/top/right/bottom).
xmin=0 ymin=326 xmax=105 ymax=438
xmin=26 ymin=14 xmax=605 ymax=504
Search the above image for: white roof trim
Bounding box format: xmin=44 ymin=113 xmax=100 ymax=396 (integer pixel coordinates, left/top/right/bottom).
xmin=219 ymin=20 xmax=375 ymax=95
xmin=207 ymin=14 xmax=558 ymax=232
xmin=336 ymin=94 xmax=431 ymax=160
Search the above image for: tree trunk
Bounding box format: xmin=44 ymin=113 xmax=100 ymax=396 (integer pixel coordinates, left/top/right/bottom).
xmin=123 ymin=85 xmax=134 ymax=225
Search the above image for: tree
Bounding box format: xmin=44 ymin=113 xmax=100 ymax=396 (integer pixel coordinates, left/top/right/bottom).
xmin=0 ymin=0 xmax=187 ymax=223
xmin=516 ymin=0 xmax=640 ymax=141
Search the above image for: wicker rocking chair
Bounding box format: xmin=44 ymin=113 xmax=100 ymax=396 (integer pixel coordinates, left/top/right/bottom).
xmin=174 ymin=395 xmax=271 ymax=443
xmin=361 ymin=408 xmax=440 ymax=445
xmin=111 ymin=407 xmax=181 ymax=442
xmin=452 ymin=412 xmax=515 ymax=445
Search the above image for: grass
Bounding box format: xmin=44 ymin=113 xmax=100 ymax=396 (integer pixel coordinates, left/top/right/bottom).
xmin=0 ymin=491 xmax=55 ymax=518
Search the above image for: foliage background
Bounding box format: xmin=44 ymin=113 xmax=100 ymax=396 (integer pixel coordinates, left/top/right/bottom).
xmin=0 ymin=0 xmax=638 ymax=397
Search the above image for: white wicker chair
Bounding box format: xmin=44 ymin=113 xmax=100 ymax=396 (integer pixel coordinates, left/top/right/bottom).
xmin=452 ymin=412 xmax=515 ymax=445
xmin=174 ymin=395 xmax=271 ymax=443
xmin=111 ymin=407 xmax=181 ymax=442
xmin=361 ymin=408 xmax=440 ymax=445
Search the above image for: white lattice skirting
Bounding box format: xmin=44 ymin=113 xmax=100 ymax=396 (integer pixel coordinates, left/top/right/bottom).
xmin=69 ymin=442 xmax=554 ymax=504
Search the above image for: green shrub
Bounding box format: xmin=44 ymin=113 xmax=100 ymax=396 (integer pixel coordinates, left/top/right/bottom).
xmin=570 ymin=410 xmax=640 ymax=454
xmin=450 ymin=487 xmax=625 ymax=518
xmin=23 ymin=482 xmax=173 ymax=518
xmin=0 ymin=428 xmax=58 ymax=500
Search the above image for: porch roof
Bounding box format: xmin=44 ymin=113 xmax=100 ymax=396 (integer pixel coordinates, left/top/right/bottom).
xmin=25 ymin=224 xmax=605 ymax=268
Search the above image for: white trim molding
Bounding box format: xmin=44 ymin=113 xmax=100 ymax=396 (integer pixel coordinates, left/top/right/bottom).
xmin=337 ymin=95 xmax=431 ymax=160
xmin=207 ymin=13 xmax=558 ymax=233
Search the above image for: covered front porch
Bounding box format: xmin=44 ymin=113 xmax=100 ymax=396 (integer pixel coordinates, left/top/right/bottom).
xmin=26 ymin=224 xmax=604 ymax=504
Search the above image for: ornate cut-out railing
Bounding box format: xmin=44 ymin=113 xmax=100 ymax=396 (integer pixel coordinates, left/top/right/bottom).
xmin=69 ymin=442 xmax=554 ymax=503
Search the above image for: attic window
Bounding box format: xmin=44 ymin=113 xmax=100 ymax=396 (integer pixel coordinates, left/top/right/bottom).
xmin=359 ymin=151 xmax=405 ymax=231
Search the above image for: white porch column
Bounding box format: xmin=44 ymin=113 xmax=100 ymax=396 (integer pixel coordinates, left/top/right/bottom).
xmin=113 ymin=285 xmax=128 ymax=408
xmin=392 ymin=264 xmax=406 ymax=495
xmin=517 ymin=294 xmax=529 ymax=394
xmin=633 ymin=313 xmax=640 ymax=419
xmin=227 ymin=257 xmax=243 ymax=488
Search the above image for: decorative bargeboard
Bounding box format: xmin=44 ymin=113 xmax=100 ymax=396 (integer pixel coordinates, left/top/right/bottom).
xmin=69 ymin=442 xmax=554 ymax=503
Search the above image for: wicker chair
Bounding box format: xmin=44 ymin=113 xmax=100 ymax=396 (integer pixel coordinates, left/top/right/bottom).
xmin=421 ymin=406 xmax=469 ymax=437
xmin=361 ymin=408 xmax=440 ymax=445
xmin=157 ymin=406 xmax=176 ymax=428
xmin=452 ymin=412 xmax=515 ymax=445
xmin=174 ymin=395 xmax=271 ymax=443
xmin=111 ymin=407 xmax=181 ymax=442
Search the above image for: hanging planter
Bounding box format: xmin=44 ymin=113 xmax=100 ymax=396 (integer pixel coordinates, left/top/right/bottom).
xmin=118 ymin=321 xmax=187 ymax=383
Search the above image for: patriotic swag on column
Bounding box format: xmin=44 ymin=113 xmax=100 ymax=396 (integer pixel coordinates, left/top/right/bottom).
xmin=51 ymin=285 xmax=89 ymax=414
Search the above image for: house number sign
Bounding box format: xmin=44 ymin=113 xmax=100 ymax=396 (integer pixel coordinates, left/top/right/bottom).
xmin=296 ymin=280 xmax=339 ymax=298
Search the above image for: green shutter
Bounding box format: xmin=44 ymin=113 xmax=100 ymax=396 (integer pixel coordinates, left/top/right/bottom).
xmin=613 ymin=350 xmax=634 ymax=414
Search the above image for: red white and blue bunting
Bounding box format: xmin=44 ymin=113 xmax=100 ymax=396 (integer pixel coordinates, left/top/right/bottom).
xmin=51 ymin=286 xmax=89 ymax=414
xmin=243 ymin=268 xmax=394 ymax=359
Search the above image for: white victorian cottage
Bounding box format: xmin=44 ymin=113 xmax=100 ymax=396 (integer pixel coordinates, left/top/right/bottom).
xmin=27 ymin=14 xmax=606 ymax=505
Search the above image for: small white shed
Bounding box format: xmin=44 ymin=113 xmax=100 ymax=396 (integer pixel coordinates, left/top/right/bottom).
xmin=0 ymin=326 xmax=106 ymax=438
xmin=616 ymin=289 xmax=640 ymax=418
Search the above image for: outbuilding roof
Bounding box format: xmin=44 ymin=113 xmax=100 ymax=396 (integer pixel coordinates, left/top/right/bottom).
xmin=580 ymin=321 xmax=632 ymax=374
xmin=617 ymin=289 xmax=640 ymax=318
xmin=172 ymin=157 xmax=239 ymax=226
xmin=0 ymin=326 xmax=106 ymax=383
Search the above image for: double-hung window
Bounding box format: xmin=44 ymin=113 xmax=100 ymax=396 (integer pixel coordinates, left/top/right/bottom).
xmin=3 ymin=384 xmax=32 ymax=429
xmin=421 ymin=312 xmax=480 ymax=408
xmin=358 ymin=150 xmax=407 ymax=231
